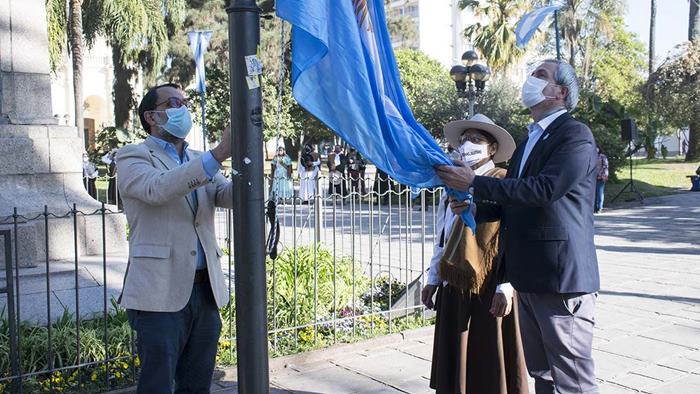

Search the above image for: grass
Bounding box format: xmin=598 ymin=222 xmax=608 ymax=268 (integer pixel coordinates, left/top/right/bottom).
xmin=605 ymin=156 xmax=700 ymax=204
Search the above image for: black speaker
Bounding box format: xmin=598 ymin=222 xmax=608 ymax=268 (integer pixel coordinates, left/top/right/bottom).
xmin=621 ymin=118 xmax=637 ymax=141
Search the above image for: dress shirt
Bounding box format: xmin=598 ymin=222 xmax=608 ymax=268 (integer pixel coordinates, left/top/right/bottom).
xmin=149 ymin=136 xmax=221 ymax=270
xmin=517 ymin=109 xmax=567 ymax=177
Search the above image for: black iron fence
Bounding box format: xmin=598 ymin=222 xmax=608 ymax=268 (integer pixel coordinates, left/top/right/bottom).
xmin=0 ymin=174 xmax=443 ymax=393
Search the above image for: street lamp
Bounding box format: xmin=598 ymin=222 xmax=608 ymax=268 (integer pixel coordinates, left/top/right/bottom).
xmin=449 ymin=50 xmax=491 ymax=118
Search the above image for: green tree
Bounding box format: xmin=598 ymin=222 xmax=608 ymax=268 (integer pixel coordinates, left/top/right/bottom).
xmin=82 ymin=0 xmax=186 ymax=128
xmin=646 ymin=41 xmax=700 ymax=161
xmin=534 ymin=0 xmax=623 ymax=71
xmin=394 ymin=49 xmax=462 ymax=138
xmin=588 ymin=17 xmax=646 ymax=110
xmin=459 ymin=0 xmax=529 ymax=74
xmin=46 ymin=0 xmax=86 ymax=130
xmin=573 ymin=92 xmax=629 ymax=180
xmin=47 ymin=0 xmax=68 ymax=73
xmin=161 ymin=0 xmax=229 ymax=85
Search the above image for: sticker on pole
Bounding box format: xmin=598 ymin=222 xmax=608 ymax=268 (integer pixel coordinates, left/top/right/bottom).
xmin=245 ymin=55 xmax=263 ymax=76
xmin=246 ymin=76 xmax=260 ymax=90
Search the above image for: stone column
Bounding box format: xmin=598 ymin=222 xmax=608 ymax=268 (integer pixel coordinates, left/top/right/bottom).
xmin=0 ymin=0 xmax=126 ymax=267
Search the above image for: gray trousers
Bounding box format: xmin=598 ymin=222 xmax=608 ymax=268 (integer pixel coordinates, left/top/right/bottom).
xmin=518 ymin=292 xmax=599 ymax=394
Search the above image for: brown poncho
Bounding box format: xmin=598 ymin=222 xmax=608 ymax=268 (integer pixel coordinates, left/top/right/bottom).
xmin=438 ymin=167 xmax=506 ymax=293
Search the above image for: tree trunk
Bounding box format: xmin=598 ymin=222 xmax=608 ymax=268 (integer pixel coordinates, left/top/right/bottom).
xmin=690 ymin=0 xmax=699 ymax=41
xmin=112 ymin=45 xmax=137 ymax=129
xmin=687 ymin=122 xmax=700 ymax=162
xmin=686 ymin=1 xmax=698 ymax=161
xmin=568 ymin=36 xmax=576 ymax=68
xmin=649 ymin=0 xmax=656 ymax=75
xmin=645 ymin=0 xmax=657 ymax=160
xmin=69 ymin=0 xmax=84 ymax=137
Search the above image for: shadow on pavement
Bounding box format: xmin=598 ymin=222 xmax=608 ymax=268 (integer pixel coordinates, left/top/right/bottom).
xmin=599 ymin=290 xmax=700 ymax=305
xmin=596 ymin=244 xmax=700 ymax=255
xmin=594 ymin=192 xmax=700 ymax=246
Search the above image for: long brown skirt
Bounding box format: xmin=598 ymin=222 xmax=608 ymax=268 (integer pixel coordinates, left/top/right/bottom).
xmin=429 ymin=284 xmax=529 ymax=394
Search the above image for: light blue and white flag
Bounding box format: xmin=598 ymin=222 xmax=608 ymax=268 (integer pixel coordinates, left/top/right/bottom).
xmin=277 ymin=0 xmax=476 ymax=231
xmin=515 ymin=5 xmax=561 ymax=48
xmin=187 ymin=31 xmax=213 ymax=93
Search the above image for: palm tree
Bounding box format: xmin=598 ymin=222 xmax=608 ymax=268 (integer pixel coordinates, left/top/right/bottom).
xmin=46 ymin=0 xmax=85 ymax=131
xmin=460 ymin=0 xmax=529 ymax=74
xmin=557 ymin=0 xmax=622 ymax=69
xmin=691 ymin=0 xmax=699 ymax=41
xmin=83 ymin=0 xmax=185 ymax=128
xmin=688 ymin=0 xmax=699 ymax=161
xmin=649 ymin=0 xmax=656 ymax=76
xmin=48 ymin=0 xmax=184 ymax=129
xmin=558 ymin=0 xmax=582 ymax=67
xmin=69 ymin=0 xmax=85 ymax=133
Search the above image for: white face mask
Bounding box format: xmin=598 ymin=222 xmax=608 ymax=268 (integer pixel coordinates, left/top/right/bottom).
xmin=459 ymin=141 xmax=490 ymax=166
xmin=521 ymin=75 xmax=557 ymax=108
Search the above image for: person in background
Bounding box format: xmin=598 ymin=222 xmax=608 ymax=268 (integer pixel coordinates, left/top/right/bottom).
xmin=298 ymin=143 xmax=320 ymax=202
xmin=82 ymin=151 xmax=99 ymax=199
xmin=102 ymin=148 xmax=120 ymax=207
xmin=327 ymin=144 xmax=347 ymax=197
xmin=424 ymin=114 xmax=527 ymax=394
xmin=347 ymin=148 xmax=367 ymax=195
xmin=270 ymin=146 xmax=293 ymax=201
xmin=595 ymin=145 xmax=609 ymax=214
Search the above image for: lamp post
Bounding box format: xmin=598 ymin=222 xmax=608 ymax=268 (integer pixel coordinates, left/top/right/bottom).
xmin=449 ymin=50 xmax=491 ymax=119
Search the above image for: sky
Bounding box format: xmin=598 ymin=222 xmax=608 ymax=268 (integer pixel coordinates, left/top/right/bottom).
xmin=624 ymin=0 xmax=691 ymax=66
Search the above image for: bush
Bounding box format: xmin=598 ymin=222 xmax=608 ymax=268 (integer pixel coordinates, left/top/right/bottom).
xmin=0 ymin=300 xmax=137 ymax=393
xmin=267 ymin=244 xmax=369 ymax=330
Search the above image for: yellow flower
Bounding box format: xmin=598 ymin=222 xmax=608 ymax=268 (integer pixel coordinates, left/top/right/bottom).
xmin=134 ymin=356 xmax=141 ymax=368
xmin=115 ymin=371 xmax=122 ymax=379
xmin=90 ymin=372 xmax=98 ymax=382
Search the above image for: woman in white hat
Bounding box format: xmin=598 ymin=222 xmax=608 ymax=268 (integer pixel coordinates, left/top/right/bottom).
xmin=423 ymin=114 xmax=528 ymax=394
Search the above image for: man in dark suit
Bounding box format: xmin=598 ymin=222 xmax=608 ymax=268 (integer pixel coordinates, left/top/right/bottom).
xmin=436 ymin=59 xmax=600 ymax=394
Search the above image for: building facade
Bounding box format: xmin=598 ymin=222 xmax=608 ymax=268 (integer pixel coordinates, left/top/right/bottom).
xmin=387 ymin=0 xmax=475 ymax=68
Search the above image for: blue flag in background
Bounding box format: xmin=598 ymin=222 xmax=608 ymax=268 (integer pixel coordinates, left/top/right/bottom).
xmin=188 ymin=31 xmax=213 ymax=93
xmin=515 ymin=5 xmax=561 ymax=48
xmin=277 ymin=0 xmax=475 ymax=232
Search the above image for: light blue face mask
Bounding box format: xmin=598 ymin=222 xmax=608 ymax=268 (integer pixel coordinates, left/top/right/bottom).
xmin=156 ymin=106 xmax=192 ymax=138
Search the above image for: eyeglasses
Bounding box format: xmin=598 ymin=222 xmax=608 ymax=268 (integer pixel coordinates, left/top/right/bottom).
xmin=155 ymin=97 xmax=192 ymax=110
xmin=460 ymin=133 xmax=491 ymax=145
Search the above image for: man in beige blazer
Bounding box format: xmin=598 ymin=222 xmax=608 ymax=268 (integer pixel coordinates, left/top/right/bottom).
xmin=116 ymin=83 xmax=233 ymax=393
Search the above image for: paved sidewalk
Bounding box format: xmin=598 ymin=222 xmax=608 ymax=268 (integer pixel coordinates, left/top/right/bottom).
xmin=212 ymin=192 xmax=700 ymax=393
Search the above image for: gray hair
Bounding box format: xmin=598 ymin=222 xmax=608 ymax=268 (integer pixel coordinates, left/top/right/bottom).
xmin=543 ymin=59 xmax=579 ymax=110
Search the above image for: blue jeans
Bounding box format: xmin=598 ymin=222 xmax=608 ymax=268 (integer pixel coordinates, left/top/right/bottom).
xmin=127 ymin=281 xmax=222 ymax=394
xmin=595 ymin=180 xmax=606 ymax=211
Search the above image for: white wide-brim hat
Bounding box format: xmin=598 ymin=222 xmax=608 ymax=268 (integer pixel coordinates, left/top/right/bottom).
xmin=444 ymin=113 xmax=516 ymax=164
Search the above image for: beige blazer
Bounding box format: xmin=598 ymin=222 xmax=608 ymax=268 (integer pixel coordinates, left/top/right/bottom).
xmin=116 ymin=137 xmax=233 ymax=312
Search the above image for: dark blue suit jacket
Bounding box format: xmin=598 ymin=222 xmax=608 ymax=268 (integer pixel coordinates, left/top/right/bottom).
xmin=473 ymin=112 xmax=600 ymax=294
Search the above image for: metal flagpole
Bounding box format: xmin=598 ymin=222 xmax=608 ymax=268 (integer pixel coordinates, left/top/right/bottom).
xmin=200 ymin=85 xmax=207 ymax=150
xmin=226 ymin=1 xmax=269 ymax=393
xmin=188 ymin=30 xmax=213 ymax=150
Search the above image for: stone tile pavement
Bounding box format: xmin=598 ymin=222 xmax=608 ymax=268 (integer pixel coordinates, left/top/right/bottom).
xmin=210 ymin=192 xmax=700 ymax=393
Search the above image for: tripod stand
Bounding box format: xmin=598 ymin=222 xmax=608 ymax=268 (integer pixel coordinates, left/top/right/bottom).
xmin=610 ymin=141 xmax=644 ymax=203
